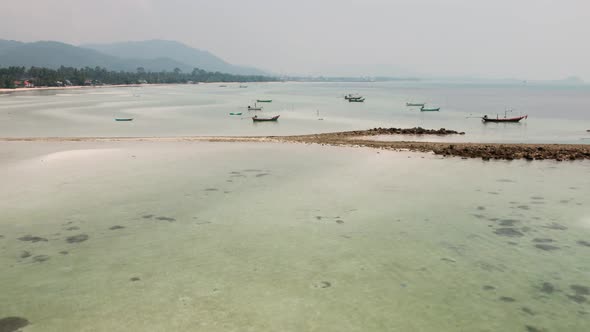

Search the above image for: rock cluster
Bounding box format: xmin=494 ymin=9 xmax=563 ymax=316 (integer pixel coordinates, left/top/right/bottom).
xmin=336 ymin=127 xmax=465 ymax=136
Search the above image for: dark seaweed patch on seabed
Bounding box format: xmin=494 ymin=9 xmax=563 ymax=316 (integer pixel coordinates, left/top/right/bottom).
xmin=0 ymin=317 xmax=30 ymax=332
xmin=542 ymin=223 xmax=567 ymax=230
xmin=532 ymin=238 xmax=553 ymax=243
xmin=109 ymin=225 xmax=125 ymax=230
xmin=499 ymin=296 xmax=516 ymax=302
xmin=526 ymin=326 xmax=547 ymax=332
xmin=66 ymin=234 xmax=88 ymax=243
xmin=539 ymin=282 xmax=555 ymax=294
xmin=155 ymin=216 xmax=175 ymax=222
xmin=142 ymin=214 xmax=154 ymax=219
xmin=499 ymin=219 xmax=519 ymax=227
xmin=571 ymin=285 xmax=590 ymax=296
xmin=18 ymin=235 xmax=48 ymax=243
xmin=534 ymin=244 xmax=560 ymax=251
xmin=577 ymin=240 xmax=590 ymax=247
xmin=494 ymin=228 xmax=524 ymax=237
xmin=567 ymin=294 xmax=587 ymax=304
xmin=32 ymin=255 xmax=49 ymax=263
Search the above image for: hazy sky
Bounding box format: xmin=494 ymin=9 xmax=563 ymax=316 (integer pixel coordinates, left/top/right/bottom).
xmin=2 ymin=0 xmax=589 ymax=80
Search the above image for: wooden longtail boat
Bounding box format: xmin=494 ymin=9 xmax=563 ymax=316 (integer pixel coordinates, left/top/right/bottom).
xmin=256 ymin=99 xmax=272 ymax=103
xmin=482 ymin=115 xmax=528 ymax=123
xmin=406 ymin=102 xmax=425 ymax=107
xmin=348 ymin=97 xmax=365 ymax=102
xmin=115 ymin=118 xmax=134 ymax=121
xmin=345 ymin=94 xmax=363 ymax=100
xmin=248 ymin=105 xmax=263 ymax=111
xmin=420 ymin=107 xmax=440 ymax=112
xmin=229 ymin=112 xmax=242 ymax=115
xmin=252 ymin=115 xmax=279 ymax=122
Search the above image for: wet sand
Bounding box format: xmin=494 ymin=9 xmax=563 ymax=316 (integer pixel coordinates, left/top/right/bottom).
xmin=1 ymin=127 xmax=589 ymax=161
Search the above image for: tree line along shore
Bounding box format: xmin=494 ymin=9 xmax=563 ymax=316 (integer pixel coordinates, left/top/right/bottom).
xmin=0 ymin=66 xmax=278 ymax=89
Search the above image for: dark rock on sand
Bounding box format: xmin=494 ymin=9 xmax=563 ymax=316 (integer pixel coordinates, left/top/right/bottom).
xmin=18 ymin=235 xmax=48 ymax=243
xmin=0 ymin=316 xmax=29 ymax=332
xmin=66 ymin=234 xmax=89 ymax=244
xmin=494 ymin=228 xmax=524 ymax=237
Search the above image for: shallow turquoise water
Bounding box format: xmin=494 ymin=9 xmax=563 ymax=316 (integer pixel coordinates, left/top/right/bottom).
xmin=1 ymin=82 xmax=589 ymax=143
xmin=0 ymin=141 xmax=589 ymax=331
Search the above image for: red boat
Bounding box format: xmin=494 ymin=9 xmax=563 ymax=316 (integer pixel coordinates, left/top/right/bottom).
xmin=482 ymin=114 xmax=528 ymax=123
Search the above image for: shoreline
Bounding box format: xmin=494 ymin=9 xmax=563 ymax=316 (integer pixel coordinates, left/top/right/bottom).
xmin=1 ymin=128 xmax=589 ymax=161
xmin=0 ymin=82 xmax=275 ymax=93
xmin=0 ymin=84 xmax=144 ymax=93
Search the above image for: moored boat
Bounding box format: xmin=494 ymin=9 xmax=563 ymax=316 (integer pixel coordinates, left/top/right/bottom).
xmin=257 ymin=99 xmax=272 ymax=103
xmin=345 ymin=94 xmax=363 ymax=100
xmin=406 ymin=102 xmax=425 ymax=107
xmin=252 ymin=115 xmax=279 ymax=122
xmin=115 ymin=118 xmax=134 ymax=121
xmin=229 ymin=112 xmax=242 ymax=115
xmin=482 ymin=114 xmax=528 ymax=123
xmin=348 ymin=97 xmax=365 ymax=103
xmin=420 ymin=107 xmax=440 ymax=112
xmin=248 ymin=102 xmax=263 ymax=111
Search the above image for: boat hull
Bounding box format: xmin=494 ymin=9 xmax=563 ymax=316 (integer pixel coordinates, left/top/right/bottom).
xmin=256 ymin=100 xmax=272 ymax=103
xmin=115 ymin=118 xmax=133 ymax=121
xmin=482 ymin=115 xmax=528 ymax=123
xmin=420 ymin=108 xmax=440 ymax=112
xmin=252 ymin=115 xmax=280 ymax=122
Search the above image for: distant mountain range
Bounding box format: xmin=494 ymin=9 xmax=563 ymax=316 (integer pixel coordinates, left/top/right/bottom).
xmin=0 ymin=39 xmax=267 ymax=75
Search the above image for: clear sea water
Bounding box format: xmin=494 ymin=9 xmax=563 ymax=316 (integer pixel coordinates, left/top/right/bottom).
xmin=0 ymin=83 xmax=589 ymax=331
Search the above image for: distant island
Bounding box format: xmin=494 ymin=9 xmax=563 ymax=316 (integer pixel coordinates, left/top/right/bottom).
xmin=0 ymin=66 xmax=277 ymax=89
